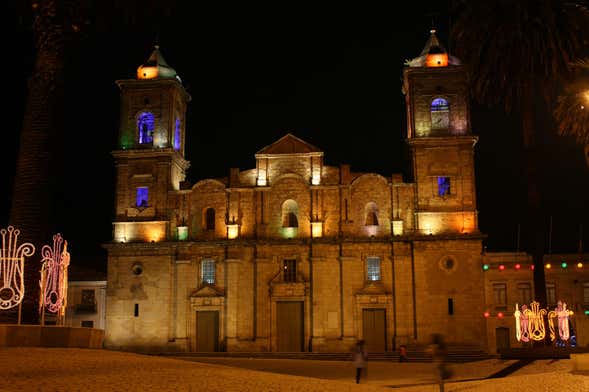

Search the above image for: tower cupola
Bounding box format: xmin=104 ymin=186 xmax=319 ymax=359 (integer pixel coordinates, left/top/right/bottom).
xmin=406 ymin=29 xmax=461 ymax=68
xmin=136 ymin=45 xmax=180 ymax=81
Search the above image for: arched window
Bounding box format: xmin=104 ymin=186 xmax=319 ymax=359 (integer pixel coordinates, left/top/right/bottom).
xmin=205 ymin=208 xmax=215 ymax=230
xmin=173 ymin=118 xmax=181 ymax=151
xmin=430 ymin=97 xmax=449 ymax=130
xmin=364 ymin=202 xmax=379 ymax=226
xmin=137 ymin=112 xmax=155 ymax=144
xmin=281 ymin=199 xmax=299 ymax=228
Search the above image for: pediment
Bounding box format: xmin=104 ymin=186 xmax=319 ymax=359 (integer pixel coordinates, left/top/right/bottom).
xmin=256 ymin=133 xmax=322 ymax=155
xmin=190 ymin=284 xmax=225 ymax=297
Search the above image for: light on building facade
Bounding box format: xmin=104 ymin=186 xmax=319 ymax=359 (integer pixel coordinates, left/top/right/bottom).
xmin=515 ymin=263 xmax=521 ymax=270
xmin=177 ymin=226 xmax=188 ymax=241
xmin=227 ymin=224 xmax=239 ymax=239
xmin=545 ymin=263 xmax=552 ymax=269
xmin=498 ymin=264 xmax=505 ymax=271
xmin=311 ymin=222 xmax=323 ymax=238
xmin=482 ymin=264 xmax=489 ymax=271
xmin=392 ymin=220 xmax=404 ymax=236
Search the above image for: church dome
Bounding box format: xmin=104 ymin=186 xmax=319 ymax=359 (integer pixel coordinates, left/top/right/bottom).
xmin=136 ymin=45 xmax=181 ymax=82
xmin=405 ymin=29 xmax=461 ymax=68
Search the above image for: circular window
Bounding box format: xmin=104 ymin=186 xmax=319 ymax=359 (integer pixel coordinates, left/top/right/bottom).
xmin=131 ymin=263 xmax=143 ymax=276
xmin=439 ymin=257 xmax=457 ymax=273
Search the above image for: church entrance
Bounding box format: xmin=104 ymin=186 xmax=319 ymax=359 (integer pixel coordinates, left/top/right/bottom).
xmin=276 ymin=301 xmax=304 ymax=352
xmin=363 ymin=309 xmax=386 ymax=352
xmin=196 ymin=311 xmax=219 ymax=352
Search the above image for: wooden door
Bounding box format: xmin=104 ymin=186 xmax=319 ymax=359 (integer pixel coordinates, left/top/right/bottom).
xmin=495 ymin=327 xmax=510 ymax=352
xmin=196 ymin=311 xmax=219 ymax=352
xmin=363 ymin=309 xmax=386 ymax=352
xmin=276 ymin=301 xmax=304 ymax=352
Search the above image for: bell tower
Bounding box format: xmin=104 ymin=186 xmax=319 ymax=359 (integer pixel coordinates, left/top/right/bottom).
xmin=111 ymin=45 xmax=191 ymax=242
xmin=403 ymin=30 xmax=479 ymax=235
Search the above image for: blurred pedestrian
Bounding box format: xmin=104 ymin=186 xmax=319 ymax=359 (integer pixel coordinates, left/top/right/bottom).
xmin=399 ymin=344 xmax=408 ymax=362
xmin=352 ymin=339 xmax=368 ymax=384
xmin=428 ymin=333 xmax=451 ymax=392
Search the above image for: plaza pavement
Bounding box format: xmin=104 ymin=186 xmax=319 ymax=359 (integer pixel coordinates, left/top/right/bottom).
xmin=1 ymin=347 xmax=588 ymax=391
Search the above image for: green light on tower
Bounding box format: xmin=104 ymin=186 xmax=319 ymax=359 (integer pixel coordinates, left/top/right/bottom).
xmin=483 ymin=264 xmax=489 ymax=271
xmin=561 ymin=262 xmax=568 ymax=269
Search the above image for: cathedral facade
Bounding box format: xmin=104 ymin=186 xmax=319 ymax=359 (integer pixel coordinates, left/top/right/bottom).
xmin=104 ymin=32 xmax=489 ymax=353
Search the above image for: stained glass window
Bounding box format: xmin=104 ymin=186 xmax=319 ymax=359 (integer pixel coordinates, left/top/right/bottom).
xmin=137 ymin=112 xmax=155 ymax=144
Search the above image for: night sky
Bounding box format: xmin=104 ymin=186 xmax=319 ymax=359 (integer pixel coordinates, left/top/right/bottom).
xmin=3 ymin=2 xmax=589 ymax=272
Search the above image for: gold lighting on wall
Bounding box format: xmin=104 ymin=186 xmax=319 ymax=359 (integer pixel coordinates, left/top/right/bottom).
xmin=311 ymin=222 xmax=323 ymax=238
xmin=227 ymin=224 xmax=239 ymax=239
xmin=392 ymin=220 xmax=404 ymax=236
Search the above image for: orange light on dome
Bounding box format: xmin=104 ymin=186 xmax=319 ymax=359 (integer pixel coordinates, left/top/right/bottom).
xmin=425 ymin=53 xmax=448 ymax=67
xmin=578 ymin=262 xmax=583 ymax=268
xmin=545 ymin=263 xmax=552 ymax=269
xmin=137 ymin=66 xmax=158 ymax=79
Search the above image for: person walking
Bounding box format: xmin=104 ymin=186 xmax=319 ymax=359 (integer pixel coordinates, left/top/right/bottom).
xmin=399 ymin=344 xmax=408 ymax=362
xmin=353 ymin=339 xmax=368 ymax=384
xmin=428 ymin=333 xmax=451 ymax=392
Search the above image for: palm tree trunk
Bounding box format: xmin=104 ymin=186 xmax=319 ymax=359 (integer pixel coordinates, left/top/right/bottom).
xmin=521 ymin=83 xmax=549 ymax=344
xmin=8 ymin=0 xmax=65 ymax=324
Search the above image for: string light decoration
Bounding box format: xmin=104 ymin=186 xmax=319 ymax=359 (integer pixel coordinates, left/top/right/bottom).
xmin=39 ymin=234 xmax=70 ymax=325
xmin=0 ymin=226 xmax=35 ymax=315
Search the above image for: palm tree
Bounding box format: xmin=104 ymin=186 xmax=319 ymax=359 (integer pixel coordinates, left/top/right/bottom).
xmin=10 ymin=1 xmax=181 ymax=324
xmin=554 ymin=59 xmax=589 ymax=167
xmin=449 ymin=0 xmax=589 ymax=316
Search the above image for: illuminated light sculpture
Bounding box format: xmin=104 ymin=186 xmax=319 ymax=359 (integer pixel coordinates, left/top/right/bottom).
xmin=0 ymin=226 xmax=35 ymax=322
xmin=514 ymin=304 xmax=521 ymax=341
xmin=39 ymin=234 xmax=70 ymax=325
xmin=524 ymin=301 xmax=547 ymax=341
xmin=514 ymin=304 xmax=530 ymax=342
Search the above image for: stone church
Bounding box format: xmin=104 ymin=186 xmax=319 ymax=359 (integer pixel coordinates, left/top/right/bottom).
xmin=104 ymin=31 xmax=489 ymax=353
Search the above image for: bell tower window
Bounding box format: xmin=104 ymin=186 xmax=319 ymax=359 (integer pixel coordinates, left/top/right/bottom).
xmin=136 ymin=187 xmax=148 ymax=207
xmin=437 ymin=177 xmax=451 ymax=197
xmin=137 ymin=112 xmax=155 ymax=144
xmin=173 ymin=118 xmax=181 ymax=151
xmin=431 ymin=98 xmax=449 ymax=130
